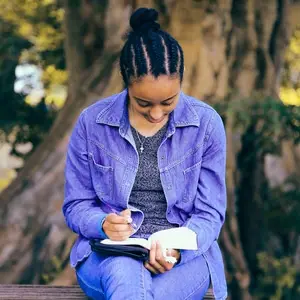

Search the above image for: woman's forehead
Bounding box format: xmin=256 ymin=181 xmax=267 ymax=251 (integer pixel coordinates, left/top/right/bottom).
xmin=129 ymin=75 xmax=180 ymax=102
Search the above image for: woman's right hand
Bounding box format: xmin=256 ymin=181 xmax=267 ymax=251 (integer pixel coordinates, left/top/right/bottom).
xmin=102 ymin=209 xmax=134 ymax=241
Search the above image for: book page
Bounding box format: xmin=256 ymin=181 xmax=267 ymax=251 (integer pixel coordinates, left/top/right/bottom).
xmin=149 ymin=227 xmax=198 ymax=250
xmin=100 ymin=238 xmax=151 ymax=249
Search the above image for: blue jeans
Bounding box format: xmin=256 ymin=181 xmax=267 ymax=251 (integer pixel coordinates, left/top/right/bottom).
xmin=76 ymin=252 xmax=210 ymax=300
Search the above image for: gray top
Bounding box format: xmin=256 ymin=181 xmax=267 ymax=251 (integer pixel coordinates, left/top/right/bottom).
xmin=129 ymin=122 xmax=178 ymax=239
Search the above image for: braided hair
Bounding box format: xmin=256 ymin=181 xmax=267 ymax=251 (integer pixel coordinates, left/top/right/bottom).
xmin=120 ymin=7 xmax=184 ymax=86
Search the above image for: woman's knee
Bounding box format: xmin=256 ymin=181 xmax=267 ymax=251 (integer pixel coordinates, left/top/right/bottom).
xmin=100 ymin=256 xmax=144 ymax=287
xmin=98 ymin=256 xmax=153 ymax=299
xmin=77 ymin=253 xmax=151 ymax=298
xmin=77 ymin=271 xmax=105 ymax=300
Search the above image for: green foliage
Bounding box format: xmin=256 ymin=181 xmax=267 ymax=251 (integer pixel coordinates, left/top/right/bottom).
xmin=215 ymin=96 xmax=300 ymax=299
xmin=41 ymin=255 xmax=64 ymax=284
xmin=0 ymin=0 xmax=65 ymax=160
xmin=216 ymin=95 xmax=300 ymax=155
xmin=255 ymin=176 xmax=300 ymax=299
xmin=0 ymin=0 xmax=64 ymax=65
xmin=266 ymin=176 xmax=300 ymax=236
xmin=256 ymin=252 xmax=300 ymax=300
xmin=0 ymin=17 xmax=57 ymax=159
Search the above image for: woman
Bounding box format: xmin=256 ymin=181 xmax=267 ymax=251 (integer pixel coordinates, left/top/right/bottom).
xmin=63 ymin=7 xmax=227 ymax=300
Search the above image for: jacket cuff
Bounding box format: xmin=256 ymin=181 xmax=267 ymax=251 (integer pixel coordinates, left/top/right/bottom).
xmin=178 ymin=222 xmax=209 ymax=265
xmin=99 ymin=215 xmax=108 ymax=239
xmin=128 ymin=206 xmax=144 ymax=234
xmin=179 ymin=249 xmax=201 ymax=265
xmin=82 ymin=213 xmax=108 ymax=239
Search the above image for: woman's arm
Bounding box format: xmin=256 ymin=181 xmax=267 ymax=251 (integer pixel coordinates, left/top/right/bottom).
xmin=62 ymin=111 xmax=108 ymax=239
xmin=180 ymin=112 xmax=227 ymax=264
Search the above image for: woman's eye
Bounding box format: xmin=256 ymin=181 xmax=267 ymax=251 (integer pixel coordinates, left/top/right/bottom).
xmin=162 ymin=102 xmax=172 ymax=106
xmin=138 ymin=102 xmax=150 ymax=107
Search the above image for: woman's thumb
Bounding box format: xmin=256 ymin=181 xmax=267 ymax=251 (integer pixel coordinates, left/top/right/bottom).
xmin=120 ymin=209 xmax=132 ymax=223
xmin=120 ymin=209 xmax=131 ymax=217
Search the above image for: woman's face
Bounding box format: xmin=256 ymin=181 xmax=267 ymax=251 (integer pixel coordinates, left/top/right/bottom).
xmin=128 ymin=75 xmax=181 ymax=124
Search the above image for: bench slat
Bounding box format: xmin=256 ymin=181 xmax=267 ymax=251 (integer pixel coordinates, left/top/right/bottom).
xmin=0 ymin=285 xmax=214 ymax=299
xmin=0 ymin=285 xmax=86 ymax=300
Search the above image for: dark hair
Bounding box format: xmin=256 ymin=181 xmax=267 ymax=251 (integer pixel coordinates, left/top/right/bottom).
xmin=119 ymin=7 xmax=184 ymax=86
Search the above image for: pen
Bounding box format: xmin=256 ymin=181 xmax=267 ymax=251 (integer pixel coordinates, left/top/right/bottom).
xmin=108 ymin=206 xmax=138 ymax=230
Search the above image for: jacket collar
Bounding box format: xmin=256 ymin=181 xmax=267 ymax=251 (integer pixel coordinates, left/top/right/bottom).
xmin=96 ymin=89 xmax=200 ymax=130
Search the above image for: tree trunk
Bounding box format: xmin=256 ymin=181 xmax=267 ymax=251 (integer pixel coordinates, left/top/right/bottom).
xmin=0 ymin=0 xmax=292 ymax=298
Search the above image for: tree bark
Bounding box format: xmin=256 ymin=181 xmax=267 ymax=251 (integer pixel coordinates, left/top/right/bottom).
xmin=0 ymin=0 xmax=292 ymax=298
xmin=0 ymin=0 xmax=129 ymax=284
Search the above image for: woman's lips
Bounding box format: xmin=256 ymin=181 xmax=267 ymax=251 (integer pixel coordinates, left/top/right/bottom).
xmin=146 ymin=115 xmax=166 ymax=123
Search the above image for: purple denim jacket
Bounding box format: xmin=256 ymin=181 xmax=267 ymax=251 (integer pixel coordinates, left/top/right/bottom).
xmin=63 ymin=89 xmax=227 ymax=299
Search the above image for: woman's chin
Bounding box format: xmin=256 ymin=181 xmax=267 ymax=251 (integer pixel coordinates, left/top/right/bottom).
xmin=146 ymin=116 xmax=167 ymax=124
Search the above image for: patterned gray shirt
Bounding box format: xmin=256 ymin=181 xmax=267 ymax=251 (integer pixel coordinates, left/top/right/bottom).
xmin=129 ymin=122 xmax=178 ymax=239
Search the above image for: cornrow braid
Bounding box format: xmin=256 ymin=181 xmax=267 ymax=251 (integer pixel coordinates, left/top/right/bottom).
xmin=120 ymin=41 xmax=131 ymax=85
xmin=178 ymin=45 xmax=184 ymax=77
xmin=130 ymin=45 xmax=137 ymax=78
xmin=161 ymin=32 xmax=179 ymax=75
xmin=160 ymin=36 xmax=170 ymax=75
xmin=119 ymin=7 xmax=184 ymax=86
xmin=140 ymin=37 xmax=151 ymax=74
xmin=146 ymin=30 xmax=167 ymax=77
xmin=133 ymin=36 xmax=148 ymax=78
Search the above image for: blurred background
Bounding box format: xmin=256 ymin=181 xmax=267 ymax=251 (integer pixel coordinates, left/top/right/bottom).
xmin=0 ymin=0 xmax=299 ymax=299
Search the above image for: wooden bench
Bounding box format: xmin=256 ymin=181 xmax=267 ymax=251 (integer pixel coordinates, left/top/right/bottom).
xmin=0 ymin=285 xmax=215 ymax=299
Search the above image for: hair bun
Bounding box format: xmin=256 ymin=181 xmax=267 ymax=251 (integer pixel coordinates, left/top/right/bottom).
xmin=130 ymin=8 xmax=160 ymax=33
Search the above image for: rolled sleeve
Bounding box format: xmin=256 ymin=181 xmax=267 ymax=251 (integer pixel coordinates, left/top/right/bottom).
xmin=62 ymin=111 xmax=108 ymax=240
xmin=180 ymin=112 xmax=227 ymax=264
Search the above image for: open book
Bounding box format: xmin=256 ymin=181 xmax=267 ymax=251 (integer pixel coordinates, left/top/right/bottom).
xmin=101 ymin=227 xmax=198 ymax=251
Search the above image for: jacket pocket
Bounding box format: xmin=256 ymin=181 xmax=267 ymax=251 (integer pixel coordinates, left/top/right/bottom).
xmin=88 ymin=152 xmax=113 ymax=199
xmin=183 ymin=161 xmax=202 ymax=202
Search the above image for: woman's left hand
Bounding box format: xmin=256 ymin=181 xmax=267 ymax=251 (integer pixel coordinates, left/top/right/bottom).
xmin=144 ymin=241 xmax=180 ymax=274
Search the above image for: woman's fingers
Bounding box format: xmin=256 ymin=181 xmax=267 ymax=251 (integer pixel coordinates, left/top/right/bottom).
xmin=144 ymin=261 xmax=159 ymax=274
xmin=106 ymin=213 xmax=131 ymax=224
xmin=105 ymin=223 xmax=133 ymax=232
xmin=105 ymin=229 xmax=133 ymax=241
xmin=103 ymin=213 xmax=134 ymax=240
xmin=147 ymin=241 xmax=172 ymax=274
xmin=103 ymin=212 xmax=134 ymax=240
xmin=155 ymin=242 xmax=174 ymax=271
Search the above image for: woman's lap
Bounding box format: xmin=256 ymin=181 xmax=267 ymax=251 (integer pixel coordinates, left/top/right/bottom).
xmin=76 ymin=252 xmax=210 ymax=300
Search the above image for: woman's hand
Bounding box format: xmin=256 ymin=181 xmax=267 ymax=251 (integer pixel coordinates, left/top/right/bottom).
xmin=102 ymin=209 xmax=134 ymax=241
xmin=144 ymin=241 xmax=181 ymax=274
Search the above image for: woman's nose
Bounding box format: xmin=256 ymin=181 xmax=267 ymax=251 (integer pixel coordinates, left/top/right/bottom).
xmin=149 ymin=106 xmax=164 ymax=120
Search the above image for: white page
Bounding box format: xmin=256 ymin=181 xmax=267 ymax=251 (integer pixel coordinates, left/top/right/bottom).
xmin=100 ymin=238 xmax=151 ymax=249
xmin=149 ymin=227 xmax=198 ymax=250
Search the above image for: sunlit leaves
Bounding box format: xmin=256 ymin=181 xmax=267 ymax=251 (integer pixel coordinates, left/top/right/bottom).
xmin=42 ymin=65 xmax=68 ymax=87
xmin=0 ymin=0 xmax=63 ymax=159
xmin=280 ymin=87 xmax=300 ymax=106
xmin=281 ymin=26 xmax=300 ymax=105
xmin=0 ymin=0 xmax=64 ymax=50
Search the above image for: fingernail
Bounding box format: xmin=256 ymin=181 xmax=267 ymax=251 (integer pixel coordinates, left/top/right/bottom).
xmin=127 ymin=217 xmax=133 ymax=223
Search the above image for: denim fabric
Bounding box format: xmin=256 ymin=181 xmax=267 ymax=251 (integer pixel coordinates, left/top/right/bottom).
xmin=76 ymin=252 xmax=210 ymax=300
xmin=63 ymin=89 xmax=227 ymax=299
